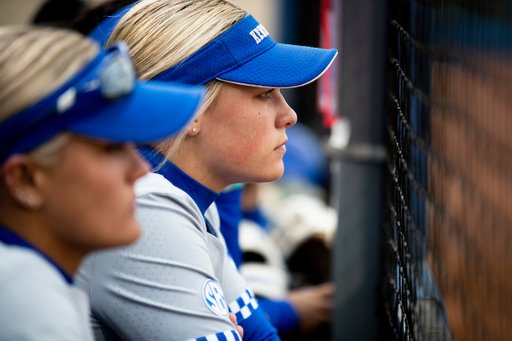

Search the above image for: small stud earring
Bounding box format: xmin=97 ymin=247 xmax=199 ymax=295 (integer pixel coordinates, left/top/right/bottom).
xmin=26 ymin=195 xmax=41 ymax=207
xmin=16 ymin=189 xmax=25 ymax=201
xmin=16 ymin=189 xmax=41 ymax=208
xmin=192 ymin=128 xmax=197 ymax=132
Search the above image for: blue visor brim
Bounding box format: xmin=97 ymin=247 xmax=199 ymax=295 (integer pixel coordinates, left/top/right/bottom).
xmin=217 ymin=43 xmax=338 ymax=89
xmin=68 ymin=80 xmax=204 ymax=143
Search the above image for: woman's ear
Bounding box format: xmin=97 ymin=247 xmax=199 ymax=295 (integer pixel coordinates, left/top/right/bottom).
xmin=2 ymin=155 xmax=43 ymax=209
xmin=186 ymin=117 xmax=204 ymax=136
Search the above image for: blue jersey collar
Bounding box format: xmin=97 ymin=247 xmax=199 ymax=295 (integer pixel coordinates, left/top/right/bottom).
xmin=138 ymin=147 xmax=219 ymax=216
xmin=0 ymin=225 xmax=74 ymax=284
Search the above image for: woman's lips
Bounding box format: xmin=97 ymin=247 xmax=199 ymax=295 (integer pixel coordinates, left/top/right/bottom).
xmin=274 ymin=141 xmax=287 ymax=153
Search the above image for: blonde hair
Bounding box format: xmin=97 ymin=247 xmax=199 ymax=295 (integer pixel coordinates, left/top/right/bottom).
xmin=107 ymin=0 xmax=247 ymax=161
xmin=0 ymin=26 xmax=99 ymax=166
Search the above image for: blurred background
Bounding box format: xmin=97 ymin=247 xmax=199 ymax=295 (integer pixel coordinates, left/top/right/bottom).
xmin=1 ymin=0 xmax=512 ymax=340
xmin=0 ymin=0 xmax=282 ymax=36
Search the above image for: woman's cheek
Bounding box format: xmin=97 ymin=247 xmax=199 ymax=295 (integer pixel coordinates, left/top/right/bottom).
xmin=235 ymin=131 xmax=268 ymax=159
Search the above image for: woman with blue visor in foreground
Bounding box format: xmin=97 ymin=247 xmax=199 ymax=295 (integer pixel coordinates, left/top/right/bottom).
xmin=0 ymin=27 xmax=204 ymax=340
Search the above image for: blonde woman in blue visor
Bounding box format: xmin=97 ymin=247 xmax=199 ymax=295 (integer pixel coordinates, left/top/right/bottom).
xmin=0 ymin=27 xmax=204 ymax=341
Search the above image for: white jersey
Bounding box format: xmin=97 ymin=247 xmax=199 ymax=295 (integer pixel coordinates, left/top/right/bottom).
xmin=76 ymin=172 xmax=255 ymax=341
xmin=0 ymin=241 xmax=94 ymax=341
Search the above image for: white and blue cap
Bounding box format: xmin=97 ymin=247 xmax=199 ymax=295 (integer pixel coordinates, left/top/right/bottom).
xmin=152 ymin=15 xmax=338 ymax=88
xmin=0 ymin=42 xmax=205 ymax=164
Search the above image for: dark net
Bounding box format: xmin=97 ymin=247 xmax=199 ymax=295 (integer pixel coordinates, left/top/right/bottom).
xmin=383 ymin=0 xmax=512 ymax=340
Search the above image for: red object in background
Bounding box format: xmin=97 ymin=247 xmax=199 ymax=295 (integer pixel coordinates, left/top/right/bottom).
xmin=317 ymin=0 xmax=340 ymax=128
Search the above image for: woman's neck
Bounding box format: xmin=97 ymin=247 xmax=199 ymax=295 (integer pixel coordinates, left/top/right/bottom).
xmin=171 ymin=143 xmax=229 ymax=194
xmin=139 ymin=147 xmax=221 ymax=216
xmin=0 ymin=208 xmax=84 ymax=276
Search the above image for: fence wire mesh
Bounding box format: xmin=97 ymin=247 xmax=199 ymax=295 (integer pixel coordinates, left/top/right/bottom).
xmin=383 ymin=1 xmax=512 ymax=340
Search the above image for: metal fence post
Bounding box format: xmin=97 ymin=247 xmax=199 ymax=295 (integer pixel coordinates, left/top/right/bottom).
xmin=331 ymin=0 xmax=388 ymax=340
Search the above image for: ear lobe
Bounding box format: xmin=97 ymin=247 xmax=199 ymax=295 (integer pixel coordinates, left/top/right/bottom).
xmin=186 ymin=117 xmax=203 ymax=136
xmin=187 ymin=126 xmax=199 ymax=136
xmin=2 ymin=155 xmax=43 ymax=209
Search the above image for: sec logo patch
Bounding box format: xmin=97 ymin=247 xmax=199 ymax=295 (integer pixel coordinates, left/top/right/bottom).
xmin=202 ymin=279 xmax=229 ymax=317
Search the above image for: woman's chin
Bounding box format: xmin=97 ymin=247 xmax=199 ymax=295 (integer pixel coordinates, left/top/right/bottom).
xmin=99 ymin=220 xmax=141 ymax=250
xmin=230 ymin=162 xmax=284 ymax=185
xmin=253 ymin=168 xmax=285 ymax=184
xmin=122 ymin=221 xmax=142 ymax=245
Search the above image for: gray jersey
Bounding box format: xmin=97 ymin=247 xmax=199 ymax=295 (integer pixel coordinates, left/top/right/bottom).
xmin=77 ymin=173 xmax=255 ymax=341
xmin=0 ymin=242 xmax=94 ymax=341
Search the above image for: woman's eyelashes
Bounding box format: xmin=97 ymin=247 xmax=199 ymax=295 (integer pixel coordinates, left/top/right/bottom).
xmin=103 ymin=142 xmax=128 ymax=153
xmin=260 ymin=89 xmax=275 ymax=100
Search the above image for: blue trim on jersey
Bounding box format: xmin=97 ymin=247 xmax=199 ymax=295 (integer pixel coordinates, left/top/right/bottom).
xmin=228 ymin=288 xmax=259 ymax=323
xmin=188 ymin=330 xmax=241 ymax=341
xmin=0 ymin=225 xmax=73 ymax=284
xmin=217 ymin=188 xmax=244 ymax=267
xmin=258 ymin=298 xmax=299 ymax=334
xmin=138 ymin=147 xmax=219 ymax=216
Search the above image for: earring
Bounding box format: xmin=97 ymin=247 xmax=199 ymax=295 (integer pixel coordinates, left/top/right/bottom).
xmin=26 ymin=195 xmax=41 ymax=207
xmin=16 ymin=189 xmax=41 ymax=208
xmin=192 ymin=128 xmax=197 ymax=132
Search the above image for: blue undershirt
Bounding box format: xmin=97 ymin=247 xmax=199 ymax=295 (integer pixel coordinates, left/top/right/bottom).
xmin=137 ymin=147 xmax=281 ymax=341
xmin=0 ymin=225 xmax=73 ymax=284
xmin=217 ymin=188 xmax=244 ymax=267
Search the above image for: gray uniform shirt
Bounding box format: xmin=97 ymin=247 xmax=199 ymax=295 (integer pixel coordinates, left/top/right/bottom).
xmin=77 ymin=173 xmax=255 ymax=341
xmin=0 ymin=242 xmax=94 ymax=341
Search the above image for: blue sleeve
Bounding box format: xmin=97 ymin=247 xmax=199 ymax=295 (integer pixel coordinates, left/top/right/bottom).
xmin=216 ymin=189 xmax=244 ymax=268
xmin=238 ymin=305 xmax=281 ymax=341
xmin=258 ymin=298 xmax=299 ymax=335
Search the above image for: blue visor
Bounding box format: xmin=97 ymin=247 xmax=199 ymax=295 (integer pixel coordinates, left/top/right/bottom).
xmin=0 ymin=42 xmax=204 ymax=164
xmin=153 ymin=15 xmax=338 ymax=88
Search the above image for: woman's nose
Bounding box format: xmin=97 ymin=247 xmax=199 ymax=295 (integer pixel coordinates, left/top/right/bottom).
xmin=128 ymin=148 xmax=150 ymax=183
xmin=276 ymin=93 xmax=298 ymax=129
